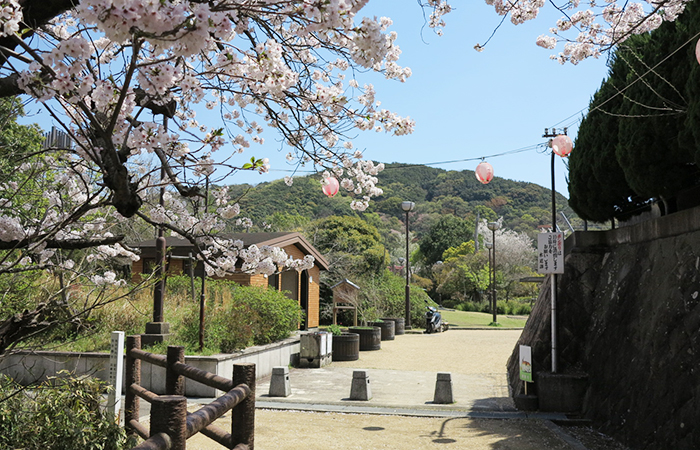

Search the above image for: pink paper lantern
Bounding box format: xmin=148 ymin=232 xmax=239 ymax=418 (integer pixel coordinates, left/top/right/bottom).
xmin=551 ymin=134 xmax=573 ymax=157
xmin=475 ymin=161 xmax=494 ymax=184
xmin=322 ymin=176 xmax=339 ymax=197
xmin=696 ymin=39 xmax=700 ymax=65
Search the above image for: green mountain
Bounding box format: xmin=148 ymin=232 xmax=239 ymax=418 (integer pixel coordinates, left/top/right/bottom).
xmin=227 ymin=163 xmax=576 ymax=237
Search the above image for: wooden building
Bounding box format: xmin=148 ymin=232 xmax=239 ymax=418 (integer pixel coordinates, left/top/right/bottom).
xmin=131 ymin=232 xmax=329 ymax=329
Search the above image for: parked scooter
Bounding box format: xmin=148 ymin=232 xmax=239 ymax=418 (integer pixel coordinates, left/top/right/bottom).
xmin=424 ymin=300 xmax=444 ymax=334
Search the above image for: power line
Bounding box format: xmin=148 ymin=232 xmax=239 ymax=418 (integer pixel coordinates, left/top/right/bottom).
xmin=268 ymin=28 xmax=700 ymax=179
xmin=550 ymin=30 xmax=700 ymax=129
xmin=381 ymin=143 xmax=543 ymax=170
xmin=264 ymin=142 xmax=545 ymax=174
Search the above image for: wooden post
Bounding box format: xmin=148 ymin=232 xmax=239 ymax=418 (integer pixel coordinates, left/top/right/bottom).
xmin=231 ymin=363 xmax=256 ymax=450
xmin=153 ymin=236 xmax=166 ymax=323
xmin=166 ymin=345 xmax=185 ymax=395
xmin=150 ymin=395 xmax=187 ymax=450
xmin=125 ymin=335 xmax=141 ymax=436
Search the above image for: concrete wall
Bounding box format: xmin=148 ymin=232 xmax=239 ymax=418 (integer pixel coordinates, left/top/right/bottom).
xmin=508 ymin=205 xmax=700 ymax=450
xmin=0 ymin=336 xmax=300 ymax=397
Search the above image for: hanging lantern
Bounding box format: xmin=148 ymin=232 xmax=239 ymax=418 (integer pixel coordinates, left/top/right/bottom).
xmin=696 ymin=38 xmax=700 ymax=65
xmin=551 ymin=134 xmax=573 ymax=157
xmin=475 ymin=161 xmax=494 ymax=184
xmin=322 ymin=176 xmax=339 ymax=197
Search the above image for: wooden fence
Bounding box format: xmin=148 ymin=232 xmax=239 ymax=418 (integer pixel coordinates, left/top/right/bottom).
xmin=125 ymin=335 xmax=255 ymax=450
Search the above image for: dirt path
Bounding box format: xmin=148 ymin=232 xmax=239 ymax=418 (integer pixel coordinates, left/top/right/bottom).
xmin=155 ymin=330 xmax=629 ymax=449
xmin=329 ymin=329 xmax=523 ymax=374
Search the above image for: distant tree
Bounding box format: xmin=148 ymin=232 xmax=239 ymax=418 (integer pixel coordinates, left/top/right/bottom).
xmin=435 ymin=244 xmax=489 ymax=306
xmin=473 ymin=205 xmax=498 ymax=223
xmin=305 ymin=215 xmax=385 ymax=279
xmin=419 ymin=215 xmax=473 ymax=267
xmin=262 ymin=212 xmax=309 ymax=233
xmin=477 ymin=219 xmax=536 ymax=301
xmin=435 ymin=196 xmax=470 ymax=217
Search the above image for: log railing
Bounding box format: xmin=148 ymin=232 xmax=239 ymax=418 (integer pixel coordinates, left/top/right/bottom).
xmin=125 ymin=335 xmax=255 ymax=450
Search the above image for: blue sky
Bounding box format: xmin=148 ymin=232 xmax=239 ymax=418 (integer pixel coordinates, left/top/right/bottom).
xmin=239 ymin=2 xmax=612 ymax=197
xmin=22 ymin=2 xmax=613 ymax=198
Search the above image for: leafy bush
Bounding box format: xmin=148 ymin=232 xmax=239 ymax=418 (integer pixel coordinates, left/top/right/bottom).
xmin=327 ymin=324 xmax=342 ymax=336
xmin=0 ymin=372 xmax=133 ymax=450
xmin=0 ymin=270 xmax=50 ymax=318
xmin=353 ymin=270 xmax=432 ymax=328
xmin=454 ymin=299 xmax=531 ymax=315
xmin=176 ymin=283 xmax=302 ymax=353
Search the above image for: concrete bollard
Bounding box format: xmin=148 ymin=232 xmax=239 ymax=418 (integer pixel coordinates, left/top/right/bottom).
xmin=269 ymin=366 xmax=291 ymax=397
xmin=349 ymin=370 xmax=372 ymax=401
xmin=433 ymin=372 xmax=454 ymax=404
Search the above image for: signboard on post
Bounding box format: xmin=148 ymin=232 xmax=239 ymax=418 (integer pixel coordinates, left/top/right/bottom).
xmin=108 ymin=331 xmax=124 ymax=421
xmin=519 ymin=345 xmax=532 ymax=383
xmin=537 ymin=232 xmax=564 ymax=274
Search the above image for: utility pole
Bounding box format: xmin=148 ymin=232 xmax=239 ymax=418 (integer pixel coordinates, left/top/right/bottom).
xmin=542 ymin=127 xmax=567 ymax=373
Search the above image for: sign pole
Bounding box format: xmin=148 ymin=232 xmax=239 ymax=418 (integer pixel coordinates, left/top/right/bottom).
xmin=519 ymin=344 xmax=533 ymax=393
xmin=108 ymin=331 xmax=125 ymax=422
xmin=551 ymin=274 xmax=557 ymax=373
xmin=537 ymin=232 xmax=563 ymax=374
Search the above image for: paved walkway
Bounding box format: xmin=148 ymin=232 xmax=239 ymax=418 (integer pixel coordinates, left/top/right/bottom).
xmin=173 ymin=330 xmax=626 ymax=449
xmin=253 ymin=329 xmax=569 ymax=422
xmin=256 ymin=366 xmax=524 ymax=417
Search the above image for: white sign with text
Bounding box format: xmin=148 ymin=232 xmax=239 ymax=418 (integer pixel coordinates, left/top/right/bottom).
xmin=537 ymin=232 xmax=564 ymax=274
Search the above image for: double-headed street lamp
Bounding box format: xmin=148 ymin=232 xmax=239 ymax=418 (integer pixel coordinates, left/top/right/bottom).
xmin=487 ymin=221 xmax=500 ymax=324
xmin=401 ymin=200 xmax=415 ymax=329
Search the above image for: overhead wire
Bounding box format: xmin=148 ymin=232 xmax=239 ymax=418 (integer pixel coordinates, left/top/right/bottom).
xmin=267 ymin=27 xmax=700 ymax=178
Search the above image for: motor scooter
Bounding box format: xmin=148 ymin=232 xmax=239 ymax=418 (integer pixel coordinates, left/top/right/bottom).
xmin=424 ymin=301 xmax=443 ymax=334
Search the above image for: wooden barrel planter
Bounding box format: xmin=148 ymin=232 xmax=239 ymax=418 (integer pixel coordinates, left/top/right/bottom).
xmin=331 ymin=332 xmax=360 ymax=361
xmin=348 ymin=326 xmax=381 ymax=351
xmin=381 ymin=317 xmax=405 ymax=336
xmin=370 ymin=320 xmax=395 ymax=341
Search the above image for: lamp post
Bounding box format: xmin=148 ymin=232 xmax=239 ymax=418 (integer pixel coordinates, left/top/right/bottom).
xmin=487 ymin=221 xmax=500 ymax=324
xmin=485 ymin=242 xmax=492 ymax=307
xmin=401 ymin=201 xmax=415 ymax=329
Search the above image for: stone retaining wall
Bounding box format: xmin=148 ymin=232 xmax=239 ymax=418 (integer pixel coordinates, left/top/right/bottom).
xmin=0 ymin=335 xmax=300 ymax=397
xmin=508 ymin=206 xmax=700 ymax=449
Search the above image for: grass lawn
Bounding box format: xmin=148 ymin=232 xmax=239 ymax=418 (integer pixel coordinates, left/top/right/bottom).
xmin=439 ymin=309 xmax=528 ymax=328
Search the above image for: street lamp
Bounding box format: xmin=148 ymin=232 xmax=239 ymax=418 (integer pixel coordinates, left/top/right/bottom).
xmin=401 ymin=201 xmax=415 ymax=329
xmin=484 ymin=242 xmax=492 ymax=307
xmin=487 ymin=221 xmax=500 ymax=324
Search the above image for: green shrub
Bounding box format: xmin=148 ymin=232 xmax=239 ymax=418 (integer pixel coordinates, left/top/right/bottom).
xmin=455 ymin=301 xmax=483 ymax=312
xmin=353 ymin=270 xmax=432 ymax=328
xmin=0 ymin=372 xmax=133 ymax=450
xmin=493 ymin=299 xmax=532 ymax=316
xmin=175 ymin=284 xmax=302 ymax=353
xmin=327 ymin=324 xmax=342 ymax=336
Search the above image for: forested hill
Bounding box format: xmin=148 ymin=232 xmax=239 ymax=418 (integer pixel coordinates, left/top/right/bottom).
xmin=227 ymin=163 xmax=576 ymax=236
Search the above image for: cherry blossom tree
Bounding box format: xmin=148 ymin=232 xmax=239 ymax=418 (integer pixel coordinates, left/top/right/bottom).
xmin=0 ymin=0 xmax=693 ymax=351
xmin=482 ymin=1 xmax=691 ymax=64
xmin=0 ymin=0 xmax=689 ymax=274
xmin=0 ymin=1 xmax=454 ymax=281
xmin=0 ymin=1 xmax=454 ymax=353
xmin=477 ymin=218 xmax=535 ymax=300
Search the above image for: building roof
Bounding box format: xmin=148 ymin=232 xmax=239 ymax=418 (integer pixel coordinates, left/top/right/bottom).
xmin=132 ymin=232 xmax=329 ymax=270
xmin=330 ymin=279 xmax=360 ymax=290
